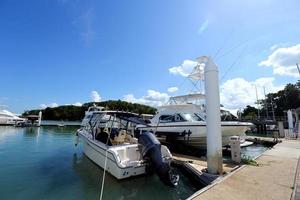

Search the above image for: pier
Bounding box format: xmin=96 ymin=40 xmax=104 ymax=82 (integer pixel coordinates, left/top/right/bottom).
xmin=188 ymin=139 xmax=300 ymax=200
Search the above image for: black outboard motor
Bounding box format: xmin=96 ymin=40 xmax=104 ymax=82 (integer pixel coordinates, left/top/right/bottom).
xmin=138 ymin=132 xmax=179 ymax=186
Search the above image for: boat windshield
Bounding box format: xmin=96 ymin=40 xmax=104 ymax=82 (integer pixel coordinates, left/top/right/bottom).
xmin=180 ymin=113 xmax=203 ymax=121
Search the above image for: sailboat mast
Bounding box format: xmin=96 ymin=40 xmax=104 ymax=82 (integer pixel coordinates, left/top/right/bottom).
xmin=263 ymin=87 xmax=269 ymax=120
xmin=255 ymin=85 xmax=260 ymax=120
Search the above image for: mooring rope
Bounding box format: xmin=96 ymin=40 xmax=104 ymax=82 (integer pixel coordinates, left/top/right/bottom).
xmin=99 ymin=115 xmax=116 ymax=200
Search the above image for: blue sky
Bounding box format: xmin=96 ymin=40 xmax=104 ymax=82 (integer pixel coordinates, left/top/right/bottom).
xmin=0 ymin=0 xmax=299 ymax=113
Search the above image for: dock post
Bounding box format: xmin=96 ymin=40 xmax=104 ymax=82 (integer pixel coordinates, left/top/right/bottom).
xmin=287 ymin=110 xmax=293 ymax=136
xmin=38 ymin=111 xmax=42 ymax=127
xmin=199 ymin=56 xmax=223 ymax=175
xmin=229 ymin=136 xmax=241 ymax=163
xmin=278 ymin=121 xmax=284 ymax=138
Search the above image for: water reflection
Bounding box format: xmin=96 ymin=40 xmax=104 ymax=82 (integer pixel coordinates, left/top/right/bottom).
xmin=23 ymin=127 xmax=40 ymax=137
xmin=42 ymin=125 xmax=79 ymax=135
xmin=72 ymin=151 xmax=198 ymax=200
xmin=0 ymin=126 xmax=198 ymax=200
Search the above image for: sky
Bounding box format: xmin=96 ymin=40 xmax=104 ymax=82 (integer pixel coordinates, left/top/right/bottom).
xmin=0 ymin=0 xmax=299 ymax=113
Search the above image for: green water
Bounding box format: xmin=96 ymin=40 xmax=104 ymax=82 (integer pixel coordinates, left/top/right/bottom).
xmin=241 ymin=144 xmax=269 ymax=159
xmin=0 ymin=126 xmax=198 ymax=200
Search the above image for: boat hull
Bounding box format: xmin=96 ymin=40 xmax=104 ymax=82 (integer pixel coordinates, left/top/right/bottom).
xmin=139 ymin=123 xmax=251 ymax=149
xmin=78 ymin=130 xmax=146 ymax=179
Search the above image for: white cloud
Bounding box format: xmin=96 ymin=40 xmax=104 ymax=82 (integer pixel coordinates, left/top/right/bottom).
xmin=40 ymin=103 xmax=59 ymax=109
xmin=91 ymin=91 xmax=101 ymax=102
xmin=123 ymin=90 xmax=170 ymax=107
xmin=167 ymin=87 xmax=179 ymax=93
xmin=169 ymin=59 xmax=198 ymax=77
xmin=220 ymin=77 xmax=284 ymax=109
xmin=197 ymin=19 xmax=209 ymax=35
xmin=40 ymin=102 xmax=82 ymax=109
xmin=259 ymin=43 xmax=300 ymax=77
xmin=270 ymin=44 xmax=279 ymax=51
xmin=72 ymin=102 xmax=82 ymax=107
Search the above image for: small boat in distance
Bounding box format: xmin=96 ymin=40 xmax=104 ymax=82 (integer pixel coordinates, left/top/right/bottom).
xmin=57 ymin=120 xmax=65 ymax=127
xmin=76 ymin=109 xmax=179 ymax=186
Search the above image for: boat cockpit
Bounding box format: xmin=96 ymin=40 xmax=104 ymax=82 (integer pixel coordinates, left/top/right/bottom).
xmin=83 ymin=111 xmax=147 ymax=146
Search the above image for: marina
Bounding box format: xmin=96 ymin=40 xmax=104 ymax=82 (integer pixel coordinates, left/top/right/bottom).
xmin=0 ymin=125 xmax=275 ymax=200
xmin=1 ymin=1 xmax=300 ymax=199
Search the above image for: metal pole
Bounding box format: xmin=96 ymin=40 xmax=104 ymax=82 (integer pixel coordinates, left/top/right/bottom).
xmin=263 ymin=87 xmax=269 ymax=120
xmin=296 ymin=63 xmax=300 ymax=76
xmin=199 ymin=56 xmax=223 ymax=175
xmin=255 ymin=85 xmax=260 ymax=120
xmin=270 ymin=94 xmax=276 ymax=121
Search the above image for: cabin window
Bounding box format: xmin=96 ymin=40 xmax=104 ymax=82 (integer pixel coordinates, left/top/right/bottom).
xmin=159 ymin=114 xmax=185 ymax=123
xmin=159 ymin=115 xmax=174 ymax=123
xmin=221 ymin=111 xmax=237 ymax=121
xmin=181 ymin=113 xmax=203 ymax=121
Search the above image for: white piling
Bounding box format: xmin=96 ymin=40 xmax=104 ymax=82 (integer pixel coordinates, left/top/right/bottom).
xmin=287 ymin=110 xmax=293 ymax=132
xmin=199 ymin=56 xmax=223 ymax=175
xmin=38 ymin=111 xmax=42 ymax=127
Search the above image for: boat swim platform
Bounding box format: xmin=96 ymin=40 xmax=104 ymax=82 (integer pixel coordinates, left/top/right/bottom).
xmin=188 ymin=139 xmax=300 ymax=200
xmin=172 ymin=154 xmax=238 ymax=174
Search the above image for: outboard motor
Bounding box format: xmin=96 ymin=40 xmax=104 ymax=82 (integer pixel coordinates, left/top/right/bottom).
xmin=138 ymin=132 xmax=179 ymax=186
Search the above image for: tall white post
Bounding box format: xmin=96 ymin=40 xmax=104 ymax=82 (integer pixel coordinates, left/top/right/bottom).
xmin=198 ymin=56 xmax=223 ymax=175
xmin=287 ymin=110 xmax=293 ymax=129
xmin=38 ymin=111 xmax=42 ymax=127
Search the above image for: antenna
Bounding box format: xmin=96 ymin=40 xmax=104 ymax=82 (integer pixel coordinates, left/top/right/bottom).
xmin=263 ymin=87 xmax=269 ymax=120
xmin=296 ymin=63 xmax=300 ymax=76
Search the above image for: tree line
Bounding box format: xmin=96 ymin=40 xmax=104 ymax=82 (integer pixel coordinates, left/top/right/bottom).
xmin=241 ymin=80 xmax=300 ymax=120
xmin=22 ymin=100 xmax=157 ymax=121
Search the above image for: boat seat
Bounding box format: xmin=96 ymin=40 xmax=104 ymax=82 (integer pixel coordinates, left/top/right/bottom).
xmin=114 ymin=130 xmax=126 ymax=144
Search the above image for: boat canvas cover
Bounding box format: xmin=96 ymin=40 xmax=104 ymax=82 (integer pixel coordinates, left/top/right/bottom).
xmin=92 ymin=111 xmax=149 ymax=126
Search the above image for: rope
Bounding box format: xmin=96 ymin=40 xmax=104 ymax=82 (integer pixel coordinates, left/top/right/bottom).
xmin=99 ymin=115 xmax=116 ymax=200
xmin=213 ymin=28 xmax=235 ymax=59
xmin=215 ymin=38 xmax=250 ymax=61
xmin=220 ymin=45 xmax=248 ymax=82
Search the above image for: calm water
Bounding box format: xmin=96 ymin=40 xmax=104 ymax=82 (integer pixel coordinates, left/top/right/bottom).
xmin=241 ymin=144 xmax=269 ymax=159
xmin=0 ymin=126 xmax=198 ymax=200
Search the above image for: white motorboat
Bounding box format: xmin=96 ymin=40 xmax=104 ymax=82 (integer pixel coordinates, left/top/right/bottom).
xmin=137 ymin=103 xmax=253 ymax=149
xmin=76 ymin=110 xmax=179 ymax=186
xmin=0 ymin=110 xmax=25 ymax=125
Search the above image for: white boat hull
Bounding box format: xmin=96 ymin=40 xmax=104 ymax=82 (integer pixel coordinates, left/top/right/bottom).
xmin=78 ymin=129 xmax=173 ymax=180
xmin=78 ymin=130 xmax=146 ymax=179
xmin=139 ymin=122 xmax=251 ymax=149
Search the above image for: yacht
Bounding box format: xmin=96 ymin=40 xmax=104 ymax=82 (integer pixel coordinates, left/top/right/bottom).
xmin=0 ymin=110 xmax=25 ymax=125
xmin=76 ymin=110 xmax=179 ymax=186
xmin=137 ymin=103 xmax=253 ymax=149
